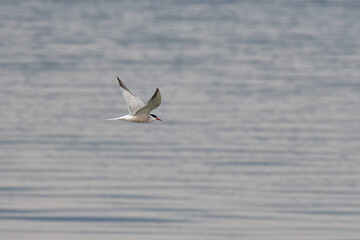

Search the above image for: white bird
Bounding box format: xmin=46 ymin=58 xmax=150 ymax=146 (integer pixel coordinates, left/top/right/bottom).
xmin=107 ymin=77 xmax=162 ymax=123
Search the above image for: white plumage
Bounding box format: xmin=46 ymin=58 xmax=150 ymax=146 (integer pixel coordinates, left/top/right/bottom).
xmin=107 ymin=77 xmax=162 ymax=123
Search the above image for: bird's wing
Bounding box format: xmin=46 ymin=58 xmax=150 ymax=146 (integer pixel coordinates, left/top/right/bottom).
xmin=134 ymin=88 xmax=161 ymax=116
xmin=116 ymin=77 xmax=144 ymax=115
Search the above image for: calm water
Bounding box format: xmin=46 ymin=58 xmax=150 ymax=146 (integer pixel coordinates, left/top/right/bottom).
xmin=1 ymin=1 xmax=360 ymax=239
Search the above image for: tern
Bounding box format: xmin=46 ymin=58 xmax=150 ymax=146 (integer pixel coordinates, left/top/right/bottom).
xmin=107 ymin=77 xmax=162 ymax=123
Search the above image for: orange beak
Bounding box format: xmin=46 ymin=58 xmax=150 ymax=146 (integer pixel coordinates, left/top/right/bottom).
xmin=156 ymin=118 xmax=162 ymax=121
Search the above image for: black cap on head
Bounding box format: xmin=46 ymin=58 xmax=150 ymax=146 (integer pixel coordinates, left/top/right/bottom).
xmin=150 ymin=114 xmax=157 ymax=118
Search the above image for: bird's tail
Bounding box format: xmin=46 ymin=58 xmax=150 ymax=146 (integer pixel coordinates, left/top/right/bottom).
xmin=106 ymin=117 xmax=124 ymax=121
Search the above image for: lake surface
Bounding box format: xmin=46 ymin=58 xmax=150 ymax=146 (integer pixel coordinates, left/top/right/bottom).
xmin=1 ymin=1 xmax=359 ymax=239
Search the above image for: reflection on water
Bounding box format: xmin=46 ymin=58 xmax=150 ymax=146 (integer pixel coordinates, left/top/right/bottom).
xmin=1 ymin=0 xmax=359 ymax=239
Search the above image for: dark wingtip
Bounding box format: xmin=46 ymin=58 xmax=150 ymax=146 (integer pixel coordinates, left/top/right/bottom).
xmin=116 ymin=76 xmax=134 ymax=94
xmin=149 ymin=88 xmax=161 ymax=103
xmin=116 ymin=76 xmax=124 ymax=88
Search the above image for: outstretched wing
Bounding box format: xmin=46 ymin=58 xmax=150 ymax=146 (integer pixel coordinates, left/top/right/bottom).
xmin=116 ymin=77 xmax=144 ymax=115
xmin=134 ymin=88 xmax=161 ymax=116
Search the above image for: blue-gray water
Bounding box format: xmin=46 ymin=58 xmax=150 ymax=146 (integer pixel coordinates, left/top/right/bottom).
xmin=1 ymin=1 xmax=360 ymax=239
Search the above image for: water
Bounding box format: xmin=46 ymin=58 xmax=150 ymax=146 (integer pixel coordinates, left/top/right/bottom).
xmin=1 ymin=1 xmax=360 ymax=239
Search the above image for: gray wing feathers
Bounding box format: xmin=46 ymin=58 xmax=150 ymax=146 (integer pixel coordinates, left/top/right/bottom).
xmin=117 ymin=77 xmax=133 ymax=94
xmin=116 ymin=77 xmax=144 ymax=115
xmin=135 ymin=88 xmax=161 ymax=115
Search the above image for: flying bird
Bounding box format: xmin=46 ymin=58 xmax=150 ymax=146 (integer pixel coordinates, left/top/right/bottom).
xmin=107 ymin=77 xmax=162 ymax=123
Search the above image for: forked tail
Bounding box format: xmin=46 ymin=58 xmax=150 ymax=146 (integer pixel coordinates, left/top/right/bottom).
xmin=106 ymin=117 xmax=124 ymax=121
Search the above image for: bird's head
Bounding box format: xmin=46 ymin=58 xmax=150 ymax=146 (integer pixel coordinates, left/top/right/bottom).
xmin=150 ymin=114 xmax=162 ymax=121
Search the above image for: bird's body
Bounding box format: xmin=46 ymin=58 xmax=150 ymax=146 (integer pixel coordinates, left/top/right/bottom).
xmin=107 ymin=77 xmax=162 ymax=123
xmin=107 ymin=114 xmax=155 ymax=123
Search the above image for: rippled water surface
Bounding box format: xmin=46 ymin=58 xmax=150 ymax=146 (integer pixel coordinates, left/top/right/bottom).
xmin=1 ymin=1 xmax=360 ymax=239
